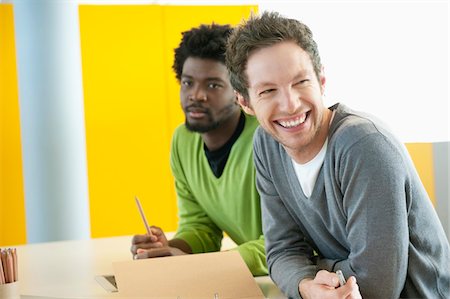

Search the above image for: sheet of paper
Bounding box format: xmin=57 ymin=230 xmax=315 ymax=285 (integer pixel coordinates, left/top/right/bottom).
xmin=113 ymin=251 xmax=265 ymax=299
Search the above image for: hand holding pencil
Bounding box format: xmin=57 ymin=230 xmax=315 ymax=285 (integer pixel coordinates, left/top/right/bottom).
xmin=131 ymin=196 xmax=168 ymax=257
xmin=131 ymin=196 xmax=187 ymax=259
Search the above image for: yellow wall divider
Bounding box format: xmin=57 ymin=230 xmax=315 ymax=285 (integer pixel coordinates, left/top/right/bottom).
xmin=0 ymin=4 xmax=27 ymax=246
xmin=405 ymin=143 xmax=436 ymax=206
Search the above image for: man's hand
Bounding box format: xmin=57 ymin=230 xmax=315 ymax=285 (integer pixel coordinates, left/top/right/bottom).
xmin=130 ymin=226 xmax=190 ymax=259
xmin=135 ymin=246 xmax=187 ymax=259
xmin=299 ymin=270 xmax=361 ymax=299
xmin=131 ymin=226 xmax=170 ymax=258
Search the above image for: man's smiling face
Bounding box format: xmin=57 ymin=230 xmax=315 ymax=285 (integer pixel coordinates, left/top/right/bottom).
xmin=243 ymin=41 xmax=328 ymax=159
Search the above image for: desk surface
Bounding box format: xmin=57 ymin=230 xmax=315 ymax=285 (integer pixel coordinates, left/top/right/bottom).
xmin=15 ymin=235 xmax=286 ymax=299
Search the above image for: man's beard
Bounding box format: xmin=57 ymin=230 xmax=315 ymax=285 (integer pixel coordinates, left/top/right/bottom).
xmin=185 ymin=112 xmax=220 ymax=133
xmin=185 ymin=103 xmax=237 ymax=133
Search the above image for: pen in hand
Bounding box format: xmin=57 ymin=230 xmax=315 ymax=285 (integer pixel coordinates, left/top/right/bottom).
xmin=135 ymin=196 xmax=153 ymax=237
xmin=336 ymin=270 xmax=346 ymax=287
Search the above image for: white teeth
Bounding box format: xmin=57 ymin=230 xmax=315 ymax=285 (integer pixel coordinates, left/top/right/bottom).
xmin=278 ymin=114 xmax=306 ymax=128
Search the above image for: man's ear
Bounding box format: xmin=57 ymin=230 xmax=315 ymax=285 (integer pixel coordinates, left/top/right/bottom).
xmin=236 ymin=92 xmax=255 ymax=116
xmin=319 ymin=66 xmax=326 ymax=94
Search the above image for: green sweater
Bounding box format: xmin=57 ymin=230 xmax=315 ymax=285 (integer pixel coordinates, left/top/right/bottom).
xmin=170 ymin=114 xmax=267 ymax=276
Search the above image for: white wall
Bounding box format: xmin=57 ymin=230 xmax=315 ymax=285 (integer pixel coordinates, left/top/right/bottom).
xmin=260 ymin=1 xmax=449 ymax=143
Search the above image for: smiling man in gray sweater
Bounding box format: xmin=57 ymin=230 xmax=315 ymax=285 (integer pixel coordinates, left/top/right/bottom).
xmin=226 ymin=11 xmax=450 ymax=299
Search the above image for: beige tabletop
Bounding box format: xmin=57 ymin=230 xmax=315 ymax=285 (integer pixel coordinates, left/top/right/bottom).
xmin=13 ymin=235 xmax=286 ymax=299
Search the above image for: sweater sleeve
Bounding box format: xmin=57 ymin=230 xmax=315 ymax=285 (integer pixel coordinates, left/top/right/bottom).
xmin=170 ymin=132 xmax=223 ymax=254
xmin=254 ymin=134 xmax=316 ymax=298
xmin=327 ymin=132 xmax=409 ymax=299
xmin=234 ymin=235 xmax=268 ymax=276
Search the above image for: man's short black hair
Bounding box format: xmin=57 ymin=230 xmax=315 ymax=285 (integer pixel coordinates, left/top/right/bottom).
xmin=173 ymin=24 xmax=233 ymax=81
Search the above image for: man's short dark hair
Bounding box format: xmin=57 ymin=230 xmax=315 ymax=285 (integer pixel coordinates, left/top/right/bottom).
xmin=173 ymin=24 xmax=233 ymax=81
xmin=226 ymin=11 xmax=322 ymax=99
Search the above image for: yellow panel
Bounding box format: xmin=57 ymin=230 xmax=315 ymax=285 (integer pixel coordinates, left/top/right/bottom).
xmin=79 ymin=5 xmax=257 ymax=238
xmin=79 ymin=5 xmax=175 ymax=237
xmin=162 ymin=5 xmax=258 ymax=135
xmin=405 ymin=143 xmax=436 ymax=205
xmin=0 ymin=4 xmax=27 ymax=246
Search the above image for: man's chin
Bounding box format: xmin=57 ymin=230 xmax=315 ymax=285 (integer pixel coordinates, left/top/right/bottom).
xmin=185 ymin=121 xmax=219 ymax=133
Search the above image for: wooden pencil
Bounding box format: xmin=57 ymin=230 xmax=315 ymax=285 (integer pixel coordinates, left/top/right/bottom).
xmin=135 ymin=196 xmax=153 ymax=236
xmin=0 ymin=250 xmax=5 ymax=284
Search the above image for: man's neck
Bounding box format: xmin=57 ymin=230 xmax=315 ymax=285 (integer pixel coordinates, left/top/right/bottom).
xmin=288 ymin=108 xmax=333 ymax=164
xmin=201 ymin=111 xmax=242 ymax=151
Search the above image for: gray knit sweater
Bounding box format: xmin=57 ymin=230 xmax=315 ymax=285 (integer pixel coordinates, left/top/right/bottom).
xmin=254 ymin=103 xmax=450 ymax=299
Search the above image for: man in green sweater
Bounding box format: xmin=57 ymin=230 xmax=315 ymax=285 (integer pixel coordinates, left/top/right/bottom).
xmin=130 ymin=24 xmax=267 ymax=276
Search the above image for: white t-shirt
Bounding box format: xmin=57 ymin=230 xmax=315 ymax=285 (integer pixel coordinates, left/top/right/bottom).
xmin=292 ymin=139 xmax=328 ymax=198
xmin=292 ymin=109 xmax=335 ymax=198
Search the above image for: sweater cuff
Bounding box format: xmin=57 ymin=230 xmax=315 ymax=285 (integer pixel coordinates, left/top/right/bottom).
xmin=316 ymin=257 xmax=339 ymax=272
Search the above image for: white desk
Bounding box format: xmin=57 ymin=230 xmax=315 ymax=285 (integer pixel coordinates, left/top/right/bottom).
xmin=15 ymin=235 xmax=286 ymax=299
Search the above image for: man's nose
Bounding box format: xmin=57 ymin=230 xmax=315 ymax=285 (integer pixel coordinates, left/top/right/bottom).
xmin=189 ymin=86 xmax=207 ymax=102
xmin=279 ymin=88 xmax=301 ymax=113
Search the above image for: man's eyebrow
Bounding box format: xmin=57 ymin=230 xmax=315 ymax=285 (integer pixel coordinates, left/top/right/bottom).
xmin=293 ymin=70 xmax=311 ymax=79
xmin=252 ymin=81 xmax=276 ymax=90
xmin=181 ymin=74 xmax=226 ymax=82
xmin=252 ymin=70 xmax=312 ymax=89
xmin=205 ymin=77 xmax=226 ymax=82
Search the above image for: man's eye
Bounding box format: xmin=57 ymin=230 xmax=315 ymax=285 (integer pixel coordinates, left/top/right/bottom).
xmin=296 ymin=79 xmax=309 ymax=86
xmin=182 ymin=80 xmax=192 ymax=86
xmin=259 ymin=89 xmax=275 ymax=96
xmin=208 ymin=83 xmax=222 ymax=89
